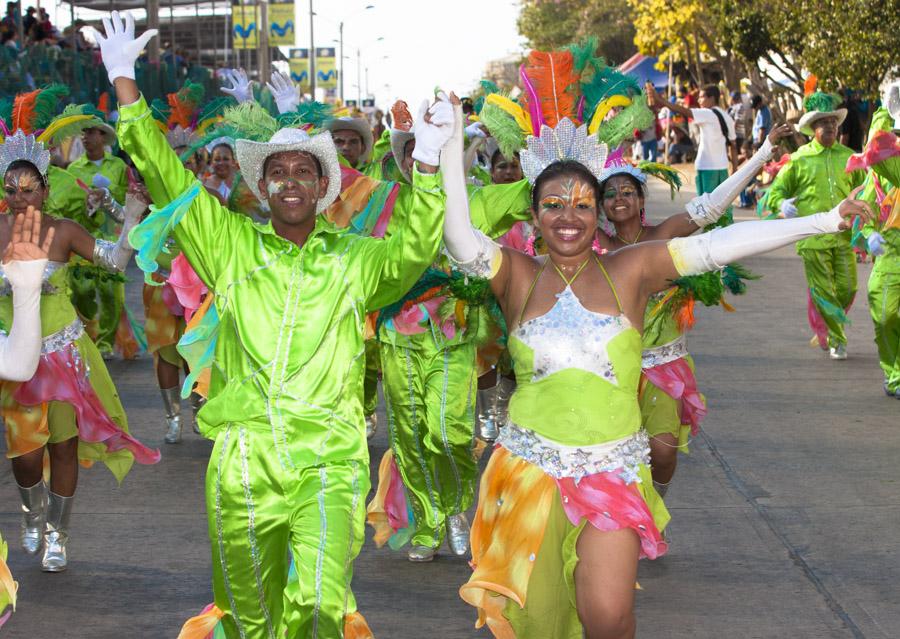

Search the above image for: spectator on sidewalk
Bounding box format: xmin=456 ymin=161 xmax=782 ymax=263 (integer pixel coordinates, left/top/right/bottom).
xmin=751 ymin=95 xmax=772 ymax=150
xmin=728 ymin=90 xmax=750 ymax=153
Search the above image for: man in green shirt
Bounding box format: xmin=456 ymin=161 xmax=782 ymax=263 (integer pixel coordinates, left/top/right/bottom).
xmin=94 ymin=12 xmax=450 ymax=637
xmin=67 ymin=118 xmax=131 ymax=357
xmin=767 ymin=92 xmax=865 ymax=359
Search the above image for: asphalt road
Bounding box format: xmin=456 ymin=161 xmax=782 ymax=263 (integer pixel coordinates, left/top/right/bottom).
xmin=0 ymin=173 xmax=896 ymax=638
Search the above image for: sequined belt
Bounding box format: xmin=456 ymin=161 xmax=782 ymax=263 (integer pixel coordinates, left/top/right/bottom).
xmin=41 ymin=319 xmax=84 ymax=354
xmin=497 ymin=422 xmax=650 ymax=483
xmin=641 ymin=335 xmax=687 ymax=369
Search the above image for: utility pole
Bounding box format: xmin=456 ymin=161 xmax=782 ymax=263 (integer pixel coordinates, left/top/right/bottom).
xmin=356 ymin=47 xmax=361 ymax=104
xmin=338 ymin=21 xmax=344 ymax=102
xmin=259 ymin=0 xmax=270 ymax=82
xmin=309 ymin=0 xmax=316 ymax=96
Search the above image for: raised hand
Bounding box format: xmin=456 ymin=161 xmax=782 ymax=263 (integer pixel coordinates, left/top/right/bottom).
xmin=220 ymin=68 xmax=254 ymax=104
xmin=267 ymin=70 xmax=299 ymax=114
xmin=391 ymin=100 xmax=413 ymax=132
xmin=87 ymin=10 xmax=157 ymax=83
xmin=767 ymin=123 xmax=795 ymax=144
xmin=3 ymin=206 xmax=54 ymax=263
xmin=836 ymin=187 xmax=874 ymax=230
xmin=411 ymin=91 xmax=455 ymax=167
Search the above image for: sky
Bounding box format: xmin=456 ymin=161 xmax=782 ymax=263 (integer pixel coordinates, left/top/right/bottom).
xmin=59 ymin=0 xmax=527 ymax=109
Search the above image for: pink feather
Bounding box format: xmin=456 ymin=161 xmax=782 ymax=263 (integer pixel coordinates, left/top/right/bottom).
xmin=519 ymin=64 xmax=544 ymax=135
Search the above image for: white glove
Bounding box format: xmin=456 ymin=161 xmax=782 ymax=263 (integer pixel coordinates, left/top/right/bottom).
xmin=267 ymin=70 xmax=299 ymax=114
xmin=220 ymin=68 xmax=254 ymax=104
xmin=411 ymin=92 xmax=455 ymax=166
xmin=87 ymin=10 xmax=157 ymax=83
xmin=0 ymin=259 xmax=46 ymax=382
xmin=867 ymin=231 xmax=886 ymax=256
xmin=780 ymin=197 xmax=798 ymax=218
xmin=465 ymin=122 xmax=486 ymax=139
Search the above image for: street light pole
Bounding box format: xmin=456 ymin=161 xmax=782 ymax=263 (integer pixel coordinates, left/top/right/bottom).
xmin=309 ymin=0 xmax=316 ymax=96
xmin=357 ymin=47 xmax=361 ymax=104
xmin=339 ymin=21 xmax=344 ymax=102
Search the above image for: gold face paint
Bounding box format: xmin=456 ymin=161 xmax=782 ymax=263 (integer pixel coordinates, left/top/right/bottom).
xmin=538 ymin=178 xmax=596 ymax=218
xmin=603 ymin=184 xmax=639 ymax=200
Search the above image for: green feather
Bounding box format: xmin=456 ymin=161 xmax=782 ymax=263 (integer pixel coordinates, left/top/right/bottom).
xmin=178 ymin=123 xmax=241 ymax=162
xmin=277 ymin=101 xmax=334 ymax=129
xmin=479 ymin=99 xmax=526 ymax=160
xmin=150 ymin=98 xmax=170 ymax=124
xmin=197 ymin=97 xmax=231 ymax=124
xmin=480 ymin=80 xmax=500 ymax=96
xmin=637 ymin=160 xmax=683 ymax=198
xmin=32 ymin=84 xmax=69 ymax=131
xmin=596 ymin=95 xmax=653 ymax=147
xmin=721 ymin=263 xmax=760 ymax=295
xmin=565 ymin=37 xmax=598 ymax=74
xmin=803 ymin=91 xmax=840 ymax=114
xmin=47 ymin=104 xmax=108 ymax=144
xmin=0 ymin=99 xmax=13 ymax=131
xmin=221 ymin=102 xmax=277 ymax=142
xmin=581 ymin=63 xmax=641 ymax=117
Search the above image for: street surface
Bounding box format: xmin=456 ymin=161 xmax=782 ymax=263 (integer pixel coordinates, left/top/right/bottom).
xmin=0 ymin=171 xmax=896 ymax=637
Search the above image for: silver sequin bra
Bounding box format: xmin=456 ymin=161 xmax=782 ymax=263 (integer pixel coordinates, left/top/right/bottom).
xmin=0 ymin=260 xmax=65 ymax=296
xmin=513 ymin=286 xmax=631 ymax=385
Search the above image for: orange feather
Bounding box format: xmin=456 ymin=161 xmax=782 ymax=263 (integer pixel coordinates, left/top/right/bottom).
xmin=524 ymin=50 xmax=578 ymax=127
xmin=12 ymin=90 xmax=39 ymax=134
xmin=675 ymin=297 xmax=696 ymax=332
xmin=803 ymin=75 xmax=818 ymax=96
xmin=168 ymin=94 xmax=195 ymax=129
xmin=97 ymin=92 xmax=110 ymax=115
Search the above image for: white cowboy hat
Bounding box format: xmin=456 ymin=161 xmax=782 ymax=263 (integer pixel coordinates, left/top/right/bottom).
xmin=323 ymin=116 xmax=374 ymax=164
xmin=235 ymin=127 xmax=341 ymax=213
xmin=389 ymin=128 xmax=415 ymax=182
xmin=798 ymin=92 xmax=847 ymax=137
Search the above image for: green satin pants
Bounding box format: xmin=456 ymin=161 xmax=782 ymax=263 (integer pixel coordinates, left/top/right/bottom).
xmin=206 ymin=425 xmax=369 ymax=639
xmin=379 ymin=335 xmax=478 ymax=548
xmin=800 ymin=246 xmax=858 ymax=347
xmin=96 ymin=279 xmax=125 ymax=354
xmin=867 ymin=267 xmax=900 ymax=392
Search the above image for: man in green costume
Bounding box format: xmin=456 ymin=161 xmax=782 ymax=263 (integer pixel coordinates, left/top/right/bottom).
xmin=767 ymin=92 xmax=865 ymax=359
xmin=94 ymin=12 xmax=451 ymax=637
xmin=67 ymin=117 xmax=130 ymax=356
xmin=857 ymin=88 xmax=900 ymax=397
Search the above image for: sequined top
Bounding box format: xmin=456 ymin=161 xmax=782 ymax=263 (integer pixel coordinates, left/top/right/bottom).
xmin=641 ymin=289 xmax=687 ymax=366
xmin=507 ymin=285 xmax=643 ymax=448
xmin=118 ymin=95 xmax=445 ymax=469
xmin=0 ymin=261 xmax=77 ymax=337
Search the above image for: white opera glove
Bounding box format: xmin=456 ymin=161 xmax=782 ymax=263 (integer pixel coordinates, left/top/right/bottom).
xmin=411 ymin=92 xmax=455 ymax=166
xmin=668 ymin=205 xmax=845 ymax=277
xmin=87 ymin=10 xmax=157 ymax=83
xmin=686 ymin=137 xmax=775 ymax=227
xmin=92 ymin=191 xmax=146 ymax=272
xmin=867 ymin=232 xmax=886 ymax=256
xmin=0 ymin=259 xmax=46 ymax=381
xmin=267 ymin=70 xmax=299 ymax=114
xmin=780 ymin=197 xmax=798 ymax=218
xmin=220 ymin=68 xmax=254 ymax=104
xmin=465 ymin=122 xmax=486 ymax=139
xmin=440 ymin=100 xmax=501 ymax=279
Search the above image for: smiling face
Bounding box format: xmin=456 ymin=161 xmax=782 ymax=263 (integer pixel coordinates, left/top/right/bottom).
xmin=532 ymin=172 xmax=599 ymax=257
xmin=211 ymin=144 xmax=236 ymax=180
xmin=600 ymin=175 xmax=644 ymax=225
xmin=3 ymin=164 xmax=48 ymax=215
xmin=812 ymin=116 xmax=839 ymax=147
xmin=332 ymin=129 xmax=364 ymax=167
xmin=259 ymin=150 xmax=328 ymax=227
xmin=491 ymin=152 xmax=523 ymax=185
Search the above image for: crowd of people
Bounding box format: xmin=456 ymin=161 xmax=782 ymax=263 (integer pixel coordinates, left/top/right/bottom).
xmin=0 ymin=10 xmax=896 ymax=638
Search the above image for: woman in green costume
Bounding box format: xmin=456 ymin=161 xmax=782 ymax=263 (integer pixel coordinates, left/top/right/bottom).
xmin=439 ymin=88 xmax=871 ymax=637
xmin=0 ymin=127 xmax=160 ymax=573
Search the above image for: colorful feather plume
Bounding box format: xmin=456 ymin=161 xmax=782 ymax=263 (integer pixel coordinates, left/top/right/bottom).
xmin=168 ymin=82 xmax=205 ymax=129
xmin=803 ymin=75 xmax=818 ymax=96
xmin=277 ymin=101 xmax=334 ymax=130
xmin=565 ymin=37 xmax=599 ymax=74
xmin=96 ymin=92 xmax=110 ymax=116
xmin=521 ymin=50 xmax=579 ymax=128
xmin=581 ymin=63 xmax=642 ymax=124
xmin=596 ymin=97 xmax=653 ymax=148
xmin=803 ymin=91 xmax=840 ymax=114
xmin=37 ymin=104 xmax=106 ymax=145
xmin=12 ymin=84 xmax=69 ymax=134
xmin=637 ymin=160 xmax=683 ymax=198
xmin=480 ymin=94 xmax=530 ymax=159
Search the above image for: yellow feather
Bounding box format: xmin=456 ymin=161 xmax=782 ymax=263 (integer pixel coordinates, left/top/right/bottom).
xmin=486 ymin=94 xmax=532 ymax=135
xmin=588 ymin=95 xmax=632 ymax=135
xmin=35 ymin=114 xmax=94 ymax=144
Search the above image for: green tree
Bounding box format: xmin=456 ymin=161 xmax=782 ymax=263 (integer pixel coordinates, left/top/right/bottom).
xmin=517 ymin=0 xmax=637 ymax=64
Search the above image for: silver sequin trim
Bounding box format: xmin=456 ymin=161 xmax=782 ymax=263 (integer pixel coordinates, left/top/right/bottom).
xmin=215 ymin=426 xmax=247 ymax=639
xmin=238 ymin=427 xmax=275 ymax=638
xmin=312 ymin=466 xmax=328 ymax=638
xmin=445 ymin=229 xmax=500 ymax=279
xmin=439 ymin=347 xmax=464 ymax=514
xmin=497 ymin=422 xmax=650 ymax=483
xmin=41 ymin=318 xmax=84 ymax=354
xmin=641 ymin=335 xmax=688 ymax=369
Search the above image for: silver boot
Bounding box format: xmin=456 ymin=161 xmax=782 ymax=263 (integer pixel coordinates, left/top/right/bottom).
xmin=447 ymin=513 xmax=470 ymax=556
xmin=41 ymin=491 xmax=74 ymax=572
xmin=189 ymin=392 xmax=206 ymax=435
xmin=477 ymin=376 xmax=516 ymax=442
xmin=161 ymin=386 xmax=182 ymax=444
xmin=16 ymin=481 xmax=45 ymax=555
xmin=407 ymin=545 xmax=436 ymax=562
xmin=365 ymin=414 xmax=378 ymax=440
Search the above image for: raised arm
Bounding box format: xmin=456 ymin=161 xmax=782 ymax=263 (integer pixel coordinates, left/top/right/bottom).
xmin=0 ymin=209 xmax=53 ymax=381
xmin=93 ymin=11 xmax=241 ymax=285
xmin=634 ymin=197 xmax=873 ymax=297
xmin=655 ymin=123 xmax=794 ymax=238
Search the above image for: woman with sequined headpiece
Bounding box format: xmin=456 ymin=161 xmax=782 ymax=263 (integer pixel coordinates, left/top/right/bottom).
xmin=597 ymin=122 xmax=793 ymax=505
xmin=440 ymin=47 xmax=872 ymax=638
xmin=0 ymin=102 xmax=161 ymax=573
